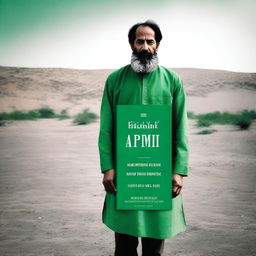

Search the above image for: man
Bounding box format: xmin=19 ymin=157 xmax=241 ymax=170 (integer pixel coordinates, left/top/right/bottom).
xmin=98 ymin=20 xmax=189 ymax=256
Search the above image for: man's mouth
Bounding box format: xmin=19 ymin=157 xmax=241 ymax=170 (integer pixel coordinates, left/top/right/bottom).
xmin=133 ymin=49 xmax=154 ymax=64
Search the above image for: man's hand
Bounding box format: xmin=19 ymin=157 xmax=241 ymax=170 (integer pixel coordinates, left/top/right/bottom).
xmin=102 ymin=169 xmax=116 ymax=194
xmin=172 ymin=174 xmax=183 ymax=198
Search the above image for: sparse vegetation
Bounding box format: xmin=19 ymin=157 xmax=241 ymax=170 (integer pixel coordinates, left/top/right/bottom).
xmin=73 ymin=109 xmax=98 ymax=125
xmin=188 ymin=110 xmax=256 ymax=130
xmin=0 ymin=107 xmax=98 ymax=126
xmin=56 ymin=109 xmax=70 ymax=120
xmin=0 ymin=108 xmax=71 ymax=121
xmin=0 ymin=120 xmax=6 ymax=126
xmin=196 ymin=129 xmax=217 ymax=135
xmin=197 ymin=119 xmax=212 ymax=127
xmin=187 ymin=111 xmax=196 ymax=119
xmin=37 ymin=108 xmax=55 ymax=118
xmin=0 ymin=110 xmax=37 ymax=120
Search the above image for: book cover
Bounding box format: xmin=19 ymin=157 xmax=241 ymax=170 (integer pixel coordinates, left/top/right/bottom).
xmin=116 ymin=105 xmax=172 ymax=210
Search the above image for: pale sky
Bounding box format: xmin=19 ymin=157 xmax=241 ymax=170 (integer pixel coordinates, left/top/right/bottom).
xmin=0 ymin=0 xmax=255 ymax=72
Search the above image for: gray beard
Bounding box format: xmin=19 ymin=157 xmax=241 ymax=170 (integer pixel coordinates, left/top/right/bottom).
xmin=130 ymin=53 xmax=159 ymax=74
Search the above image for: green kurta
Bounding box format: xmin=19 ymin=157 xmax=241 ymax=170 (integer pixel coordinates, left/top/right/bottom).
xmin=98 ymin=64 xmax=189 ymax=239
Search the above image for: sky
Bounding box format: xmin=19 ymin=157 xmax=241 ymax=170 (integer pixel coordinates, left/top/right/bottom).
xmin=0 ymin=0 xmax=255 ymax=72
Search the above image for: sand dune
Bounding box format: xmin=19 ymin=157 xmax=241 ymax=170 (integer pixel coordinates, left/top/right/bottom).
xmin=0 ymin=66 xmax=255 ymax=115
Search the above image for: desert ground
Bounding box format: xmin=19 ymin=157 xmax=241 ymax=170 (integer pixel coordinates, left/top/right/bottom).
xmin=0 ymin=66 xmax=256 ymax=256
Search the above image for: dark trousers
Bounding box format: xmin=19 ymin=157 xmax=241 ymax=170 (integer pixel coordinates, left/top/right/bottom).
xmin=114 ymin=232 xmax=165 ymax=256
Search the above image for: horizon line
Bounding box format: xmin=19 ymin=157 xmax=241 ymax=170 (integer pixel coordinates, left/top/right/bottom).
xmin=0 ymin=64 xmax=255 ymax=74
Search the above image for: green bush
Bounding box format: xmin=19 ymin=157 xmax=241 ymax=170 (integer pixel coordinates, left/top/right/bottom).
xmin=240 ymin=110 xmax=256 ymax=119
xmin=26 ymin=110 xmax=39 ymax=119
xmin=197 ymin=129 xmax=217 ymax=135
xmin=55 ymin=109 xmax=70 ymax=120
xmin=187 ymin=111 xmax=196 ymax=119
xmin=197 ymin=119 xmax=213 ymax=127
xmin=37 ymin=108 xmax=55 ymax=118
xmin=0 ymin=110 xmax=38 ymax=120
xmin=190 ymin=110 xmax=256 ymax=130
xmin=73 ymin=109 xmax=98 ymax=125
xmin=0 ymin=107 xmax=70 ymax=121
xmin=233 ymin=116 xmax=252 ymax=130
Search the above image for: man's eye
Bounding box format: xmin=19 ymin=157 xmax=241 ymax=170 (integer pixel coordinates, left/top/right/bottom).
xmin=148 ymin=41 xmax=155 ymax=45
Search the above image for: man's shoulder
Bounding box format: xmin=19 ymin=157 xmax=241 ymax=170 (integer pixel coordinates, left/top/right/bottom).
xmin=158 ymin=66 xmax=181 ymax=81
xmin=158 ymin=66 xmax=184 ymax=92
xmin=107 ymin=64 xmax=131 ymax=81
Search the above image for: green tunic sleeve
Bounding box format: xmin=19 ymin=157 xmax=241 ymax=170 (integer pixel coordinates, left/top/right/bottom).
xmin=98 ymin=77 xmax=115 ymax=173
xmin=172 ymin=76 xmax=189 ymax=176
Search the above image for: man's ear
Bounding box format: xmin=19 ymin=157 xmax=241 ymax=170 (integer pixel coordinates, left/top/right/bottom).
xmin=156 ymin=42 xmax=160 ymax=49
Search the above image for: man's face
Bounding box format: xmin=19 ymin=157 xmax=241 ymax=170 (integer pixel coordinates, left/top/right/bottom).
xmin=130 ymin=25 xmax=159 ymax=73
xmin=132 ymin=25 xmax=158 ymax=54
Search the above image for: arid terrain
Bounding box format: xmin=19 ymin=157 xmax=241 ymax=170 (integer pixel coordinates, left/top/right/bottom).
xmin=0 ymin=66 xmax=256 ymax=256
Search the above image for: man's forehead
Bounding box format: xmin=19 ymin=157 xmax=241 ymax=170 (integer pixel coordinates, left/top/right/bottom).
xmin=135 ymin=26 xmax=155 ymax=39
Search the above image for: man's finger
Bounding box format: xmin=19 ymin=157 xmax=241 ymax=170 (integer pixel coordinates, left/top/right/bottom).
xmin=104 ymin=181 xmax=116 ymax=194
xmin=176 ymin=187 xmax=182 ymax=196
xmin=110 ymin=181 xmax=116 ymax=193
xmin=103 ymin=183 xmax=110 ymax=193
xmin=102 ymin=169 xmax=116 ymax=193
xmin=172 ymin=184 xmax=179 ymax=193
xmin=103 ymin=180 xmax=111 ymax=193
xmin=105 ymin=183 xmax=112 ymax=193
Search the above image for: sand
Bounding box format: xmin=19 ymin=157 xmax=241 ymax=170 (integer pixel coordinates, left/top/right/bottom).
xmin=0 ymin=67 xmax=256 ymax=255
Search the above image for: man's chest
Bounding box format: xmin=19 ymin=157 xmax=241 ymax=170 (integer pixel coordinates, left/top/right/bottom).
xmin=113 ymin=74 xmax=173 ymax=105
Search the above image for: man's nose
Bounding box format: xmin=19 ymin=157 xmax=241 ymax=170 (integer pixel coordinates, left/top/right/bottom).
xmin=141 ymin=42 xmax=149 ymax=51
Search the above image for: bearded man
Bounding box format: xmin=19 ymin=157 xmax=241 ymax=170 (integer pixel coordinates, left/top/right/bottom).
xmin=98 ymin=20 xmax=189 ymax=256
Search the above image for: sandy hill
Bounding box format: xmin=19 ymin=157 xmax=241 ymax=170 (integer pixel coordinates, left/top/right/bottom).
xmin=0 ymin=66 xmax=255 ymax=115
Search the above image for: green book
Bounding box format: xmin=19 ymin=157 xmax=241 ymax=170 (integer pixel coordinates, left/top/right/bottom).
xmin=116 ymin=105 xmax=172 ymax=210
